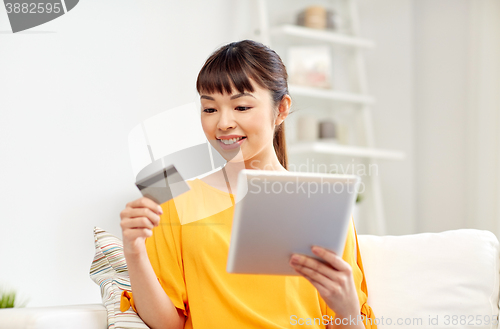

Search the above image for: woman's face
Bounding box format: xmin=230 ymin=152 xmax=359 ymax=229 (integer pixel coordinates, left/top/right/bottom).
xmin=199 ymin=78 xmax=281 ymax=165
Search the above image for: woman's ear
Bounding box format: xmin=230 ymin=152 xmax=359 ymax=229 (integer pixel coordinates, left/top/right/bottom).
xmin=275 ymin=94 xmax=292 ymax=126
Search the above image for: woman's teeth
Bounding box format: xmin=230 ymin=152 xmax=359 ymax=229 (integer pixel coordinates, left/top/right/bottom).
xmin=220 ymin=137 xmax=245 ymax=145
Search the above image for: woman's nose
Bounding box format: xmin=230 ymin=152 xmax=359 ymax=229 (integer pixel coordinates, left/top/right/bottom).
xmin=217 ymin=109 xmax=236 ymax=130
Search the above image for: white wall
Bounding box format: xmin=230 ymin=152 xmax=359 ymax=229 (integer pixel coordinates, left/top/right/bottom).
xmin=414 ymin=0 xmax=470 ymax=233
xmin=359 ymin=0 xmax=500 ymax=237
xmin=358 ymin=0 xmax=416 ymax=235
xmin=0 ymin=0 xmax=243 ymax=307
xmin=414 ymin=0 xmax=500 ymax=236
xmin=465 ymin=0 xmax=500 ymax=237
xmin=299 ymin=0 xmax=500 ymax=237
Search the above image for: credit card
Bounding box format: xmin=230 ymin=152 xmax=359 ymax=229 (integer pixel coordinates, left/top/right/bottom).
xmin=135 ymin=164 xmax=191 ymax=205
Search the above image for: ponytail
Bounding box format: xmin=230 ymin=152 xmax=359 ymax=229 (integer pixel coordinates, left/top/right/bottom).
xmin=273 ymin=121 xmax=288 ymax=170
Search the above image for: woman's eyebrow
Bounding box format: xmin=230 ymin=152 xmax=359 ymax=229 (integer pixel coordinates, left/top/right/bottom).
xmin=200 ymin=93 xmax=256 ymax=101
xmin=230 ymin=93 xmax=255 ymax=100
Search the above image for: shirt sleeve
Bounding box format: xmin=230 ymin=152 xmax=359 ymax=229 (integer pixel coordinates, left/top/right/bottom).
xmin=322 ymin=217 xmax=377 ymax=329
xmin=145 ymin=198 xmax=189 ymax=317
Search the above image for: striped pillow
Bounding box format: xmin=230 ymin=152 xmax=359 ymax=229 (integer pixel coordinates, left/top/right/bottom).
xmin=89 ymin=227 xmax=149 ymax=329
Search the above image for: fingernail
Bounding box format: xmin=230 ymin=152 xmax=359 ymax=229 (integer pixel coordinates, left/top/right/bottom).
xmin=291 ymin=255 xmax=301 ymax=262
xmin=312 ymin=246 xmax=321 ymax=253
xmin=158 ymin=206 xmax=163 ymax=214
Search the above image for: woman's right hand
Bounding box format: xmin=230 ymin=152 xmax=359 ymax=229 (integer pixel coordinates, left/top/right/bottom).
xmin=120 ymin=197 xmax=163 ymax=256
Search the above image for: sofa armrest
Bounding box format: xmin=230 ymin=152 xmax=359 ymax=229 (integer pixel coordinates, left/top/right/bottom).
xmin=0 ymin=304 xmax=106 ymax=329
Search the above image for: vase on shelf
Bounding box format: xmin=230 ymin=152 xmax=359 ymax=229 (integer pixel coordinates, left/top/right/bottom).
xmin=318 ymin=119 xmax=338 ymax=143
xmin=296 ymin=115 xmax=319 ymax=142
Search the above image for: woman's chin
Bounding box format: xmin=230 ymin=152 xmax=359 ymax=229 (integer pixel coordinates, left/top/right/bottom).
xmin=208 ymin=139 xmax=256 ymax=165
xmin=221 ymin=150 xmax=245 ymax=163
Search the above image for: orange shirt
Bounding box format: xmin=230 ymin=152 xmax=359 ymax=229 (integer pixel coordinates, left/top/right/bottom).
xmin=127 ymin=178 xmax=377 ymax=328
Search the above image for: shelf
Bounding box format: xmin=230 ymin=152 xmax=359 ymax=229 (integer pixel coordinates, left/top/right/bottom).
xmin=270 ymin=24 xmax=375 ymax=48
xmin=288 ymin=84 xmax=375 ymax=105
xmin=288 ymin=142 xmax=405 ymax=160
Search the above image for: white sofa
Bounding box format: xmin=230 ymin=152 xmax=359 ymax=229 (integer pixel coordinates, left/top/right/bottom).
xmin=1 ymin=229 xmax=498 ymax=329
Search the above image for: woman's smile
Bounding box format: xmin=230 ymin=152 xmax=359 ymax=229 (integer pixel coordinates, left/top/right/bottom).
xmin=217 ymin=135 xmax=247 ymax=150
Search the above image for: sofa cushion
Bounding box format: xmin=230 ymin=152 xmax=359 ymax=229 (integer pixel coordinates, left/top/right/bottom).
xmin=89 ymin=227 xmax=149 ymax=329
xmin=358 ymin=229 xmax=500 ymax=329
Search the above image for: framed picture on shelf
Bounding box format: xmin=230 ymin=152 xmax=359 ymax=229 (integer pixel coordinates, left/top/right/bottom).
xmin=287 ymin=45 xmax=332 ymax=89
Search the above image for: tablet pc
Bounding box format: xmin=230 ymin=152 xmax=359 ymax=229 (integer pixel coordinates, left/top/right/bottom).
xmin=226 ymin=169 xmax=361 ymax=276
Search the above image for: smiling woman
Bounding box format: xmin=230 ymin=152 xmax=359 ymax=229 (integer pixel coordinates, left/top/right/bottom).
xmin=199 ymin=78 xmax=286 ymax=165
xmin=197 ymin=40 xmax=290 ymax=172
xmin=119 ymin=39 xmax=377 ymax=329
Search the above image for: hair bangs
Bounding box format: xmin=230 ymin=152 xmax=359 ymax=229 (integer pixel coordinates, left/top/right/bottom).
xmin=196 ymin=47 xmax=265 ymax=96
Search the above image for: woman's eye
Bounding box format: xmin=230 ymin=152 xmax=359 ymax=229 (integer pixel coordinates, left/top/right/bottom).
xmin=203 ymin=107 xmax=250 ymax=113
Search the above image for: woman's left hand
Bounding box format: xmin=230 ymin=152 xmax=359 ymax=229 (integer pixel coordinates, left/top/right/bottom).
xmin=289 ymin=246 xmax=360 ymax=320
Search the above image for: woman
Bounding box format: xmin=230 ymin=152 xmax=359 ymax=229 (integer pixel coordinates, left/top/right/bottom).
xmin=119 ymin=40 xmax=377 ymax=329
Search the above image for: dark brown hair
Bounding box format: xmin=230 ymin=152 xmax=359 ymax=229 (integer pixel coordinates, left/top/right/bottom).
xmin=196 ymin=39 xmax=290 ymax=170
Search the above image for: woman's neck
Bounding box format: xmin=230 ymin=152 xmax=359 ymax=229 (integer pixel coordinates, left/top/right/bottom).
xmin=201 ymin=147 xmax=287 ymax=195
xmin=225 ymin=154 xmax=286 ymax=178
